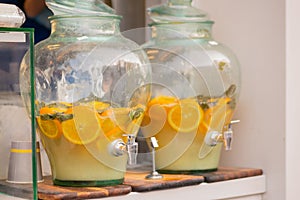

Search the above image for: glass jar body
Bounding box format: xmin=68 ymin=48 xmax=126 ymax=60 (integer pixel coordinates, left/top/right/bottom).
xmin=20 ymin=16 xmax=151 ymax=186
xmin=141 ymin=22 xmax=240 ymax=173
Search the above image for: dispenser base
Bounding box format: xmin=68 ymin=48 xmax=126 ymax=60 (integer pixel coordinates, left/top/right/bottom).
xmin=53 ymin=178 xmax=124 ymax=187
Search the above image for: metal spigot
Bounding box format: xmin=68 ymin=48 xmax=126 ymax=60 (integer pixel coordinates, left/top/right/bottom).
xmin=125 ymin=134 xmax=138 ymax=165
xmin=223 ymin=119 xmax=240 ymax=150
xmin=204 ymin=120 xmax=240 ymax=151
xmin=108 ymin=134 xmax=138 ymax=166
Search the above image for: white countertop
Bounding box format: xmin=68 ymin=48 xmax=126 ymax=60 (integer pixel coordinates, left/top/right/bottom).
xmin=0 ymin=175 xmax=266 ymax=200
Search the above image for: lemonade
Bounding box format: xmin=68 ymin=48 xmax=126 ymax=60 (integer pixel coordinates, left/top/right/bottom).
xmin=36 ymin=100 xmax=144 ymax=186
xmin=141 ymin=95 xmax=235 ymax=173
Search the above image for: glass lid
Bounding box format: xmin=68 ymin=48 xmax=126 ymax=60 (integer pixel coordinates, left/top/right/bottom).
xmin=148 ymin=0 xmax=209 ymax=23
xmin=46 ymin=0 xmax=116 ymax=16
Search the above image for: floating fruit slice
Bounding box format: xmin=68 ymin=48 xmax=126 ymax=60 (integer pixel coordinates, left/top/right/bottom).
xmin=168 ymin=101 xmax=203 ymax=133
xmin=101 ymin=107 xmax=131 ymax=131
xmin=39 ymin=106 xmax=65 ymax=115
xmin=99 ymin=116 xmax=116 ymax=134
xmin=148 ymin=96 xmax=178 ymax=112
xmin=62 ymin=105 xmax=101 ymax=145
xmin=197 ymin=120 xmax=210 ymax=135
xmin=37 ymin=117 xmax=62 ymax=139
xmin=148 ymin=96 xmax=178 ymax=106
xmin=101 ymin=106 xmax=145 ymax=134
xmin=145 ymin=103 xmax=168 ymax=121
xmin=146 ymin=96 xmax=177 ymax=120
xmin=39 ymin=102 xmax=71 ymax=114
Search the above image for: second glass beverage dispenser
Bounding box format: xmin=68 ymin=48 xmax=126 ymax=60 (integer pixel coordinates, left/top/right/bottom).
xmin=140 ymin=0 xmax=241 ymax=173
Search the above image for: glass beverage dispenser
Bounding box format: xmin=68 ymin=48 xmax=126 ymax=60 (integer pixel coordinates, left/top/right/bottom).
xmin=140 ymin=0 xmax=241 ymax=173
xmin=20 ymin=0 xmax=151 ymax=186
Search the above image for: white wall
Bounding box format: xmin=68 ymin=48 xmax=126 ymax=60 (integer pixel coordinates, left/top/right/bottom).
xmin=193 ymin=0 xmax=286 ymax=200
xmin=286 ymin=0 xmax=300 ymax=199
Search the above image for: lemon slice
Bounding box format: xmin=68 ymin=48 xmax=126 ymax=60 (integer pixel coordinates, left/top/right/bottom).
xmin=62 ymin=105 xmax=101 ymax=145
xmin=168 ymin=102 xmax=203 ymax=133
xmin=37 ymin=117 xmax=62 ymax=139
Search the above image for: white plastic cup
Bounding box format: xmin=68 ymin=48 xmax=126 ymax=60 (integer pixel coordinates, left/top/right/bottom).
xmin=7 ymin=141 xmax=43 ymax=184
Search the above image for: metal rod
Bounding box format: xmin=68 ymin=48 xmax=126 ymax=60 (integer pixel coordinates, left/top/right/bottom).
xmin=152 ymin=147 xmax=156 ymax=172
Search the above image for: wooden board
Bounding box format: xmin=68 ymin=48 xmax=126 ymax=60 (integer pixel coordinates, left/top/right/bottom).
xmin=199 ymin=167 xmax=263 ymax=183
xmin=37 ymin=177 xmax=132 ymax=200
xmin=0 ymin=167 xmax=263 ymax=199
xmin=0 ymin=176 xmax=132 ymax=200
xmin=124 ymin=172 xmax=204 ymax=192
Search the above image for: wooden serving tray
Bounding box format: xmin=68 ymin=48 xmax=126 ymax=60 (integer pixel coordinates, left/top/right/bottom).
xmin=0 ymin=167 xmax=263 ymax=199
xmin=0 ymin=177 xmax=132 ymax=200
xmin=124 ymin=172 xmax=205 ymax=192
xmin=198 ymin=167 xmax=263 ymax=183
xmin=37 ymin=177 xmax=132 ymax=200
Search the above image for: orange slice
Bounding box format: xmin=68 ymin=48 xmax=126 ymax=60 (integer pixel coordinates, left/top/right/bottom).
xmin=168 ymin=101 xmax=203 ymax=133
xmin=61 ymin=105 xmax=101 ymax=145
xmin=148 ymin=96 xmax=178 ymax=107
xmin=39 ymin=102 xmax=71 ymax=115
xmin=146 ymin=96 xmax=178 ymax=120
xmin=102 ymin=108 xmax=131 ymax=132
xmin=37 ymin=117 xmax=62 ymax=139
xmin=197 ymin=120 xmax=210 ymax=135
xmin=99 ymin=116 xmax=116 ymax=134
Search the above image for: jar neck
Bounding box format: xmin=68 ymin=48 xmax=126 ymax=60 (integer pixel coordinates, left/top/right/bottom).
xmin=151 ymin=22 xmax=214 ymax=40
xmin=168 ymin=0 xmax=192 ymax=6
xmin=50 ymin=15 xmax=121 ymax=38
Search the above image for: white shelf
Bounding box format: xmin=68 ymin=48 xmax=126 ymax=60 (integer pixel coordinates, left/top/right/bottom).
xmin=107 ymin=175 xmax=266 ymax=200
xmin=0 ymin=175 xmax=266 ymax=200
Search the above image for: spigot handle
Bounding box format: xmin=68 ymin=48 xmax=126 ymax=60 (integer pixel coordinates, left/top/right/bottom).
xmin=229 ymin=119 xmax=240 ymax=126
